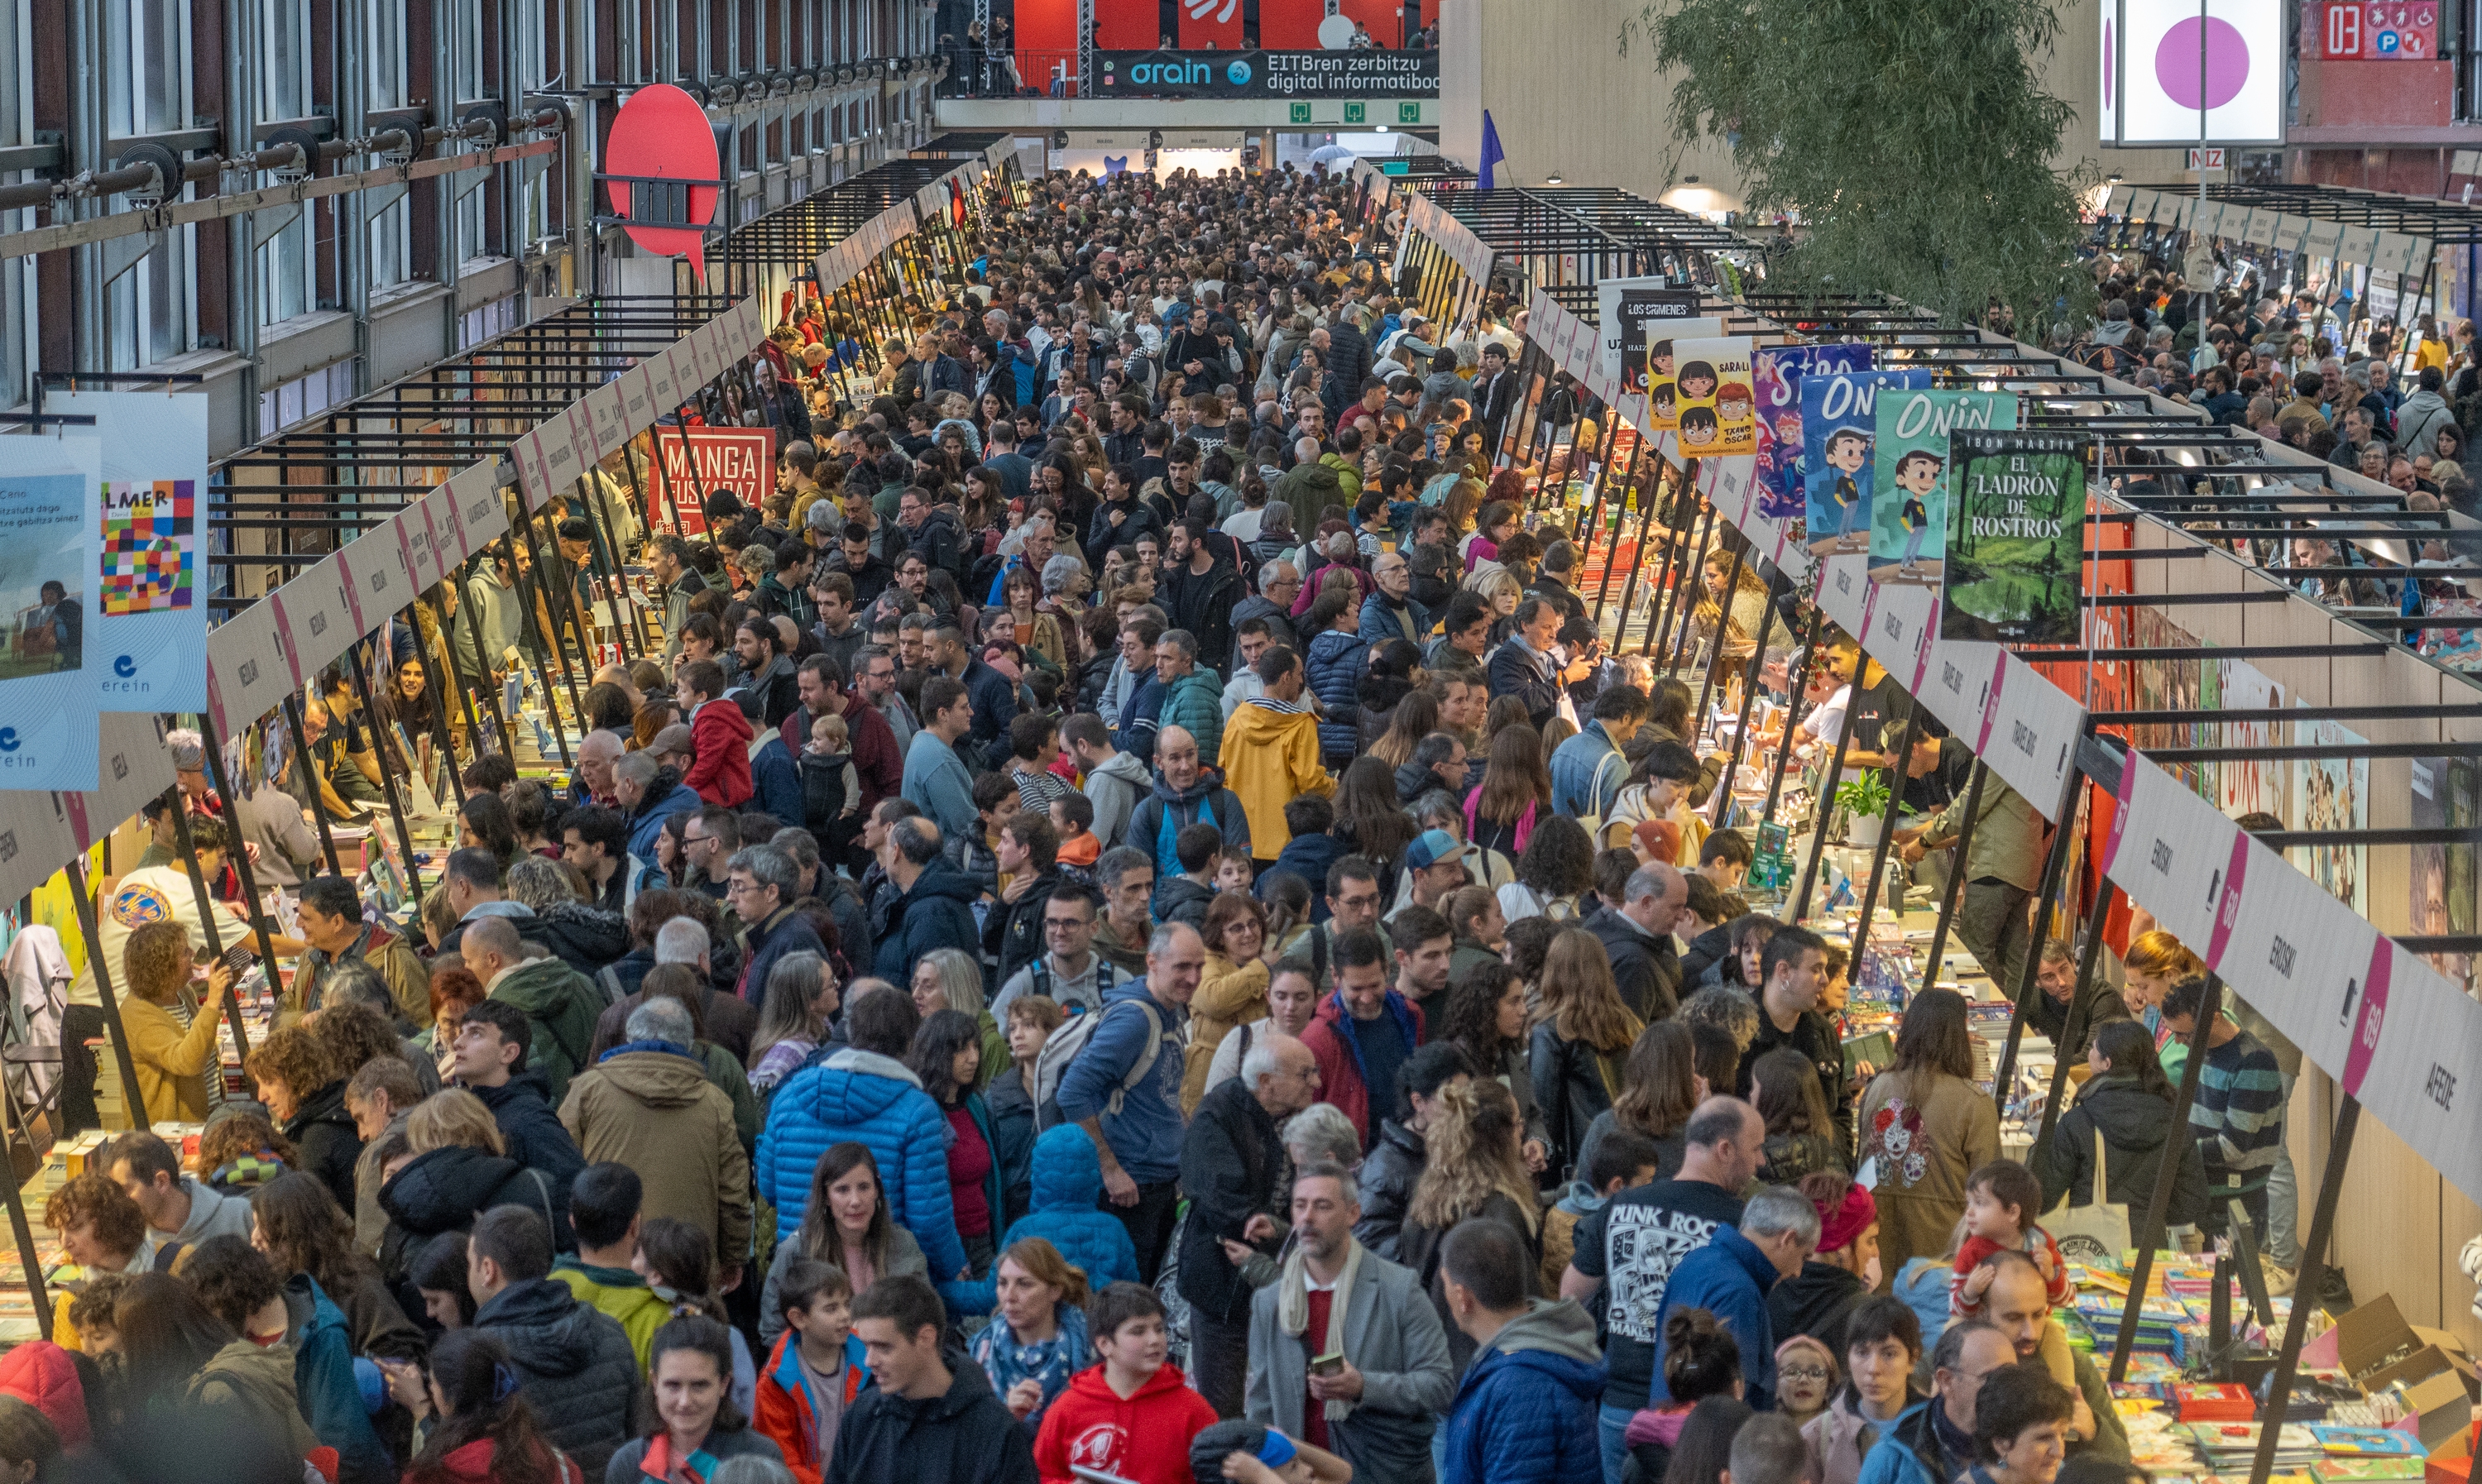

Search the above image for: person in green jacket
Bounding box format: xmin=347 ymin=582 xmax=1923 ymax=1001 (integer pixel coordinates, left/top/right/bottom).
xmin=462 ymin=916 xmax=601 ymax=1106
xmin=1153 ymin=633 xmax=1225 ymax=764
xmin=553 ymin=1163 xmax=673 ymax=1373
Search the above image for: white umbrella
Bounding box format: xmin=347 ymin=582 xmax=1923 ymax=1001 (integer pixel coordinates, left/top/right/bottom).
xmin=1307 ymin=143 xmax=1358 ymax=166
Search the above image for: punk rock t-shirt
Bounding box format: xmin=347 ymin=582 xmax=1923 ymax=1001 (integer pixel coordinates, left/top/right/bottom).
xmin=1569 ymin=1176 xmax=1747 ymax=1410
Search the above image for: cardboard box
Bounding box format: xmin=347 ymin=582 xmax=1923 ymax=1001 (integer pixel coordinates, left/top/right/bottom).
xmin=2422 ymin=1418 xmax=2475 ymax=1484
xmin=2302 ymin=1294 xmax=2480 ymax=1395
xmin=2398 ymin=1373 xmax=2474 ymax=1451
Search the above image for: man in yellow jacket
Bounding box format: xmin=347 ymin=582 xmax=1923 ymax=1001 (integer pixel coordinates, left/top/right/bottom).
xmin=1217 ymin=644 xmax=1336 ymax=867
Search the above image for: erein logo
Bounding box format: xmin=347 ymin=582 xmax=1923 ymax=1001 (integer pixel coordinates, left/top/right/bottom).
xmin=238 ymin=659 xmax=259 ymax=687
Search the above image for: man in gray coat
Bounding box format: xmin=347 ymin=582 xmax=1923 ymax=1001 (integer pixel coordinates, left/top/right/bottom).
xmin=1246 ymin=1161 xmax=1455 ymax=1482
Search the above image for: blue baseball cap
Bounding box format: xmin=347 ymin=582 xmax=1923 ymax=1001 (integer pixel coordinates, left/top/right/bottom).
xmin=1404 ymin=828 xmax=1473 ymax=874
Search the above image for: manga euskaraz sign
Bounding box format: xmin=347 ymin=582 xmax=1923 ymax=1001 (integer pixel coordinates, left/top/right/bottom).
xmin=1095 ymin=50 xmax=1440 ymax=98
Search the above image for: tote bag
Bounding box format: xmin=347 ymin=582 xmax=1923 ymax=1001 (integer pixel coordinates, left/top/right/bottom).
xmin=2042 ymin=1130 xmax=2133 ymax=1267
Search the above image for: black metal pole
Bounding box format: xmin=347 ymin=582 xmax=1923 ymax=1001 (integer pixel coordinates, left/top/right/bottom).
xmin=1590 ymin=452 xmax=1651 ymax=620
xmin=570 ymin=473 xmax=635 ymax=667
xmin=1714 ymin=585 xmax=1779 ymax=808
xmin=1920 ymin=761 xmax=1989 ymax=984
xmin=63 ymin=857 xmax=149 ymax=1136
xmin=499 ymin=513 xmax=586 ymax=771
xmin=451 ymin=565 xmax=515 ymax=755
xmin=346 ymin=645 xmax=426 ymax=911
xmin=1846 ymin=695 xmax=1917 ymax=952
xmin=195 ymin=712 xmax=282 ymax=1002
xmin=1603 ymin=460 xmax=1670 ymax=644
xmin=1992 ymin=757 xmax=2091 ymax=1101
xmin=1646 ymin=483 xmax=1708 ymax=660
xmin=1665 ymin=499 xmax=1719 ymax=676
xmin=2245 ymin=1095 xmax=2360 ymax=1484
xmin=405 ymin=602 xmax=470 ymax=798
xmin=282 ymin=694 xmax=345 ymax=876
xmin=159 ymin=782 xmax=252 ymax=1066
xmin=1691 ymin=541 xmax=1748 ymax=732
xmin=1792 ymin=684 xmax=1863 ymax=923
xmin=2033 ymin=876 xmax=2117 ymax=1156
xmin=2110 ymin=972 xmax=2226 ymax=1382
xmin=616 ymin=441 xmax=667 ymax=654
xmin=1761 ymin=612 xmax=1823 ymax=830
xmin=0 ymin=1138 xmax=49 ymax=1339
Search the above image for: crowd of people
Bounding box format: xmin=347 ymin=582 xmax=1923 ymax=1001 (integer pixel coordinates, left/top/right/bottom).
xmin=21 ymin=163 xmax=2307 ymax=1484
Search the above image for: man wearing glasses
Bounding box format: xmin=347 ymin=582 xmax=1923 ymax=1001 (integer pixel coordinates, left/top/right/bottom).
xmin=726 ymin=842 xmax=825 ymax=1003
xmin=680 ymin=808 xmax=739 ymax=902
xmin=1854 ymin=1321 xmax=2020 ymax=1484
xmin=992 ymin=883 xmax=1122 ymax=1018
xmin=851 ymin=643 xmax=917 ymax=761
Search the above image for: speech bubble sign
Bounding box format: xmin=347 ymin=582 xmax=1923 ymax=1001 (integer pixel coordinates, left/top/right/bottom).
xmin=604 ymin=84 xmax=718 ymax=284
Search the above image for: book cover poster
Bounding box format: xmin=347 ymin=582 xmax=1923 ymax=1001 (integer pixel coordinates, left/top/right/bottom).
xmin=2292 ymin=709 xmax=2368 ymax=917
xmin=1939 ymin=430 xmax=2087 ymax=644
xmin=1596 ymin=280 xmax=1701 ymax=395
xmin=1868 ymin=389 xmax=2017 ymax=586
xmin=2409 ymin=755 xmax=2475 ymax=998
xmin=0 ymin=435 xmax=102 ymax=790
xmin=51 ymin=389 xmax=212 ymax=711
xmin=1801 ymin=370 xmax=1930 ymax=555
xmin=1643 ymin=317 xmax=1726 ymax=432
xmin=1670 ymin=337 xmax=1756 ymax=458
xmin=1755 ymin=344 xmax=1874 ymax=524
xmin=2213 ymin=656 xmax=2288 ymax=821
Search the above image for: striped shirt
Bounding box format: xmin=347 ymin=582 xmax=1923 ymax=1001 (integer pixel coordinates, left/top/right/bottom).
xmin=2188 ymin=1029 xmax=2284 ymax=1180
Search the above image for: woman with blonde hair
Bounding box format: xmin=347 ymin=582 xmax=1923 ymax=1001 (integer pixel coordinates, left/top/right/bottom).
xmin=913 ymin=947 xmax=1006 ymax=1089
xmin=971 ymin=1237 xmax=1095 ymax=1431
xmin=377 ymin=1090 xmax=567 ymax=1289
xmin=2120 ymin=930 xmax=2206 ymax=1075
xmin=1529 ymin=929 xmax=1646 ymax=1178
xmin=1399 ymin=1078 xmax=1542 ymax=1366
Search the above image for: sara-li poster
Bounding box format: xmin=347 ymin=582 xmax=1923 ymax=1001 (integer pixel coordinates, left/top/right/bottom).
xmin=1939 ymin=431 xmax=2087 ymax=644
xmin=1802 ymin=370 xmax=1929 ymax=556
xmin=1868 ymin=389 xmax=2015 ymax=586
xmin=0 ymin=435 xmax=102 ymax=790
xmin=1644 ymin=318 xmax=1726 ymax=433
xmin=1670 ymin=337 xmax=1757 ymax=459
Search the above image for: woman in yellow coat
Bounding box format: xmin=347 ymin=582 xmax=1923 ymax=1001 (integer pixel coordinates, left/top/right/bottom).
xmin=1183 ymin=893 xmax=1277 ymax=1114
xmin=119 ymin=918 xmax=233 ymax=1124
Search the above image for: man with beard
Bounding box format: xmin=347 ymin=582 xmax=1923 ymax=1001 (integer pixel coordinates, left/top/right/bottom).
xmin=613 ymin=749 xmax=702 ymax=866
xmin=1161 ymin=519 xmax=1241 ymax=675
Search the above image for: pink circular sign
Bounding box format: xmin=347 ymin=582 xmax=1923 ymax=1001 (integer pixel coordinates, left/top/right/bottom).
xmin=2155 ymin=16 xmax=2250 ymax=111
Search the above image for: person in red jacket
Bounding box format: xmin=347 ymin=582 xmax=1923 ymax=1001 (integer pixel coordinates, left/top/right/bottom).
xmin=1297 ymin=928 xmax=1427 ymax=1151
xmin=1033 ymin=1284 xmax=1218 ymax=1484
xmin=755 ymin=1258 xmax=873 ymax=1484
xmin=679 ymin=659 xmax=755 ymax=807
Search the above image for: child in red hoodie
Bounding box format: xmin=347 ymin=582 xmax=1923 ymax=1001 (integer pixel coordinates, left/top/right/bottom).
xmin=1949 ymin=1158 xmax=2074 ymax=1317
xmin=1033 ymin=1283 xmax=1219 ymax=1484
xmin=679 ymin=660 xmax=755 ymax=807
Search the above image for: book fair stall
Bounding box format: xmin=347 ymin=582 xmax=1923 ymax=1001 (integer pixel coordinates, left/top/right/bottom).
xmin=1378 ymin=174 xmax=2482 ymax=1484
xmin=0 ymin=138 xmax=1028 ymax=1347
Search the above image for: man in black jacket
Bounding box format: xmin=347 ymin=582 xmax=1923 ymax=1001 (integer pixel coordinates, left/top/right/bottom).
xmin=1738 ymin=925 xmax=1852 ymax=1156
xmin=1470 ymin=341 xmax=1521 ymax=447
xmin=1320 ymin=313 xmax=1374 ymax=423
xmin=1162 ymin=519 xmax=1243 ymax=673
xmin=833 ymin=1276 xmax=1037 ymax=1484
xmin=470 ymin=1205 xmax=644 ymax=1477
xmin=1176 ymin=1032 xmax=1320 ymax=1418
xmin=453 ymin=1002 xmax=589 ymax=1204
xmin=1584 ymin=856 xmax=1686 ymax=1023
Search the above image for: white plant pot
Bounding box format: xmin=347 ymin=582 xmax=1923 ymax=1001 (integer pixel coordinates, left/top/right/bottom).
xmin=1846 ymin=811 xmax=1885 ymax=849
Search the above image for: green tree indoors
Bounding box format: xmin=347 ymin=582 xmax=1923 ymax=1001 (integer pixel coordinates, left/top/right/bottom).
xmin=1629 ymin=0 xmax=2097 ymax=336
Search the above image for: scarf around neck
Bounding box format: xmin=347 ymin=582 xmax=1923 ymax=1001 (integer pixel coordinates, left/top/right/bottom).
xmin=1278 ymin=1237 xmax=1363 ymax=1425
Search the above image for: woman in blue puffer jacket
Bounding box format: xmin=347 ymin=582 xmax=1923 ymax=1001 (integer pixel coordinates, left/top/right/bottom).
xmin=946 ymin=1125 xmax=1139 ymax=1314
xmin=1303 ymin=589 xmax=1368 ymax=769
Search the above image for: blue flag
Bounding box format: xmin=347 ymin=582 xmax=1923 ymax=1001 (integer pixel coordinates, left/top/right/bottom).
xmin=1479 ymin=110 xmax=1505 ymax=190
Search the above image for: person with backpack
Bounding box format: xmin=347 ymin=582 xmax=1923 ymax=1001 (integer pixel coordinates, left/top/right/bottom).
xmin=1124 ymin=726 xmax=1250 ymax=917
xmin=1054 ymin=920 xmax=1203 ymax=1285
xmin=993 ymin=882 xmax=1128 ymax=1019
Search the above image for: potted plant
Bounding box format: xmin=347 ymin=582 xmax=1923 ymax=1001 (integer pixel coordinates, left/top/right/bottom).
xmin=1837 ymin=771 xmax=1891 ymax=848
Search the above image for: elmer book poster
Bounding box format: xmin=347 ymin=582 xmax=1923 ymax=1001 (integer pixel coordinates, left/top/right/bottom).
xmin=1670 ymin=337 xmax=1756 ymax=458
xmin=1867 ymin=388 xmax=2015 ymax=586
xmin=1939 ymin=430 xmax=2086 ymax=644
xmin=1801 ymin=369 xmax=1930 ymax=555
xmin=1756 ymin=344 xmax=1874 ymax=523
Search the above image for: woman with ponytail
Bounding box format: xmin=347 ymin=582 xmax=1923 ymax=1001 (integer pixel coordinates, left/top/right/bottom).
xmin=400 ymin=1329 xmax=583 ymax=1484
xmin=2032 ymin=1019 xmax=2208 ymax=1229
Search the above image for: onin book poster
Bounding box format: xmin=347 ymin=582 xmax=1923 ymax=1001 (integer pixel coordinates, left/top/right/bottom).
xmin=1938 ymin=430 xmax=2087 ymax=644
xmin=1867 ymin=389 xmax=2016 ymax=586
xmin=1800 ymin=369 xmax=1930 ymax=556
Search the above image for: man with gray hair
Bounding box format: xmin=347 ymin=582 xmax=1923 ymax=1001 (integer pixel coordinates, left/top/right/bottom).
xmin=1584 ymin=858 xmax=1686 ymax=1022
xmin=726 ymin=843 xmax=822 ymax=1003
xmin=613 ymin=746 xmax=701 ymax=864
xmin=868 ymin=816 xmax=980 ymax=983
xmin=1152 ymin=630 xmax=1225 ymax=764
xmin=1564 ymin=1096 xmax=1765 ymax=1481
xmin=1179 ymin=1030 xmax=1321 ymax=1414
xmin=1243 ymin=1158 xmax=1454 ymax=1467
xmin=557 ymin=966 xmax=750 ymax=1285
xmin=588 ymin=909 xmax=758 ymax=1065
xmin=1647 ymin=1178 xmax=1818 ymax=1410
xmin=1058 ymin=920 xmax=1204 ymax=1281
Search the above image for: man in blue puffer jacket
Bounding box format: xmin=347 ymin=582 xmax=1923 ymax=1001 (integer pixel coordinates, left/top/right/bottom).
xmin=755 ymin=985 xmax=972 ymax=1282
xmin=944 ymin=1125 xmax=1139 ymax=1315
xmin=1438 ymin=1220 xmax=1605 ymax=1484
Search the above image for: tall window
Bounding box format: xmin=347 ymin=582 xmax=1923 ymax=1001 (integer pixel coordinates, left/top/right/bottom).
xmin=367 ymin=0 xmax=411 ymax=290
xmin=446 ymin=0 xmax=491 ymax=265
xmin=255 ymin=0 xmax=317 ymax=325
xmin=105 ymin=0 xmax=197 ymax=366
xmin=0 ymin=0 xmax=30 ymax=409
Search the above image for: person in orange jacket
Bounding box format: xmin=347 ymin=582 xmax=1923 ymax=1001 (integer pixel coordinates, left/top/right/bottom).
xmin=679 ymin=659 xmax=755 ymax=807
xmin=1033 ymin=1284 xmax=1219 ymax=1484
xmin=754 ymin=1258 xmax=874 ymax=1484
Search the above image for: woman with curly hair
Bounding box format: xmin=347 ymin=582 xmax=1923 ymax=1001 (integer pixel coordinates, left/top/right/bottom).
xmin=1497 ymin=814 xmax=1593 ymax=924
xmin=1435 ymin=962 xmax=1548 ymax=1175
xmin=43 ymin=1174 xmax=150 ymax=1349
xmin=118 ymin=917 xmax=235 ymax=1123
xmin=199 ymin=1112 xmax=299 ymax=1194
xmin=250 ymin=1170 xmax=426 ymax=1363
xmin=1529 ymin=929 xmax=1645 ymax=1179
xmin=246 ymin=1025 xmax=360 ymax=1214
xmin=1397 ymin=1078 xmax=1542 ymax=1366
xmin=396 ymin=1328 xmax=586 ymax=1484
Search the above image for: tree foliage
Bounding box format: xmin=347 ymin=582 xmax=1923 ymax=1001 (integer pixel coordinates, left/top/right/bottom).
xmin=1629 ymin=0 xmax=2096 ymax=337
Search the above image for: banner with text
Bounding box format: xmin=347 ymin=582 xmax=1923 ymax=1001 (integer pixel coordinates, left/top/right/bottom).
xmin=1094 ymin=49 xmax=1439 ymax=98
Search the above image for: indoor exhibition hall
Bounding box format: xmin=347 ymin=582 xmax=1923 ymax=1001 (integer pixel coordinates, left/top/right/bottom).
xmin=0 ymin=2 xmax=2479 ymax=1483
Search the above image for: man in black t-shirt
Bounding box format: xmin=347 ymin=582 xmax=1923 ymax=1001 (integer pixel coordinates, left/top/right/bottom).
xmin=1563 ymin=1097 xmax=1766 ymax=1484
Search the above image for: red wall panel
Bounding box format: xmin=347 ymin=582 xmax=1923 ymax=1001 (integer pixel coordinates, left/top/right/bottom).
xmin=1177 ymin=0 xmax=1243 ymax=50
xmin=1258 ymin=0 xmax=1322 ymax=50
xmin=1014 ymin=0 xmax=1080 ymax=88
xmin=1094 ymin=0 xmax=1157 ymax=49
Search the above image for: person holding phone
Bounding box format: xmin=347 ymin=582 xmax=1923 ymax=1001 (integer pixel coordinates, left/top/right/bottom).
xmin=118 ymin=919 xmax=236 ymax=1124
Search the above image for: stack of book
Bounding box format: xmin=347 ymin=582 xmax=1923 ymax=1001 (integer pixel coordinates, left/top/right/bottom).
xmin=2309 ymin=1426 xmax=2424 ymax=1482
xmin=2171 ymin=1381 xmax=2257 ymax=1422
xmin=2184 ymin=1422 xmax=2321 ymax=1472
